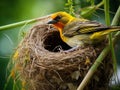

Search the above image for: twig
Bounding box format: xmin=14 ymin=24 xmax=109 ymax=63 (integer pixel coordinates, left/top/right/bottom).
xmin=110 ymin=6 xmax=120 ymax=73
xmin=104 ymin=0 xmax=110 ymax=25
xmin=77 ymin=46 xmax=110 ymax=90
xmin=111 ymin=6 xmax=120 ymax=26
xmin=0 ymin=15 xmax=50 ymax=31
xmin=96 ymin=1 xmax=104 ymax=9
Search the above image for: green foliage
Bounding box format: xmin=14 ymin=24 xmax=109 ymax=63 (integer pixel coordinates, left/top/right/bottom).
xmin=87 ymin=0 xmax=95 ymax=5
xmin=65 ymin=0 xmax=104 ymax=19
xmin=65 ymin=0 xmax=75 ymax=16
xmin=80 ymin=1 xmax=104 ymax=18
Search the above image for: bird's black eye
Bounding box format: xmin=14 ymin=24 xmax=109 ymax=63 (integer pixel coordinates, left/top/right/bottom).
xmin=54 ymin=16 xmax=61 ymax=21
xmin=48 ymin=15 xmax=62 ymax=24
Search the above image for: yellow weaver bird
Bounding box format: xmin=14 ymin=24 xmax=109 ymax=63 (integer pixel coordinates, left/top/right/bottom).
xmin=48 ymin=12 xmax=120 ymax=47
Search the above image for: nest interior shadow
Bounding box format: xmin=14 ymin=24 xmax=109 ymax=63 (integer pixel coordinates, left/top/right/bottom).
xmin=43 ymin=29 xmax=71 ymax=52
xmin=14 ymin=24 xmax=113 ymax=90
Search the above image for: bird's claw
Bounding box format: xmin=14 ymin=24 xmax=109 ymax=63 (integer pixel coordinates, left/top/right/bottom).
xmin=62 ymin=46 xmax=79 ymax=53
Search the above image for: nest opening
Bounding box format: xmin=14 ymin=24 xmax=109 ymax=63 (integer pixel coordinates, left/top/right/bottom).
xmin=43 ymin=31 xmax=71 ymax=52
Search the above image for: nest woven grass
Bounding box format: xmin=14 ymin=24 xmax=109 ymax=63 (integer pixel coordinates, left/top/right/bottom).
xmin=14 ymin=24 xmax=113 ymax=90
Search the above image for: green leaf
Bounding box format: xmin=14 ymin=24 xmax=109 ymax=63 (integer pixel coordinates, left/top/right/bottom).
xmin=80 ymin=5 xmax=96 ymax=18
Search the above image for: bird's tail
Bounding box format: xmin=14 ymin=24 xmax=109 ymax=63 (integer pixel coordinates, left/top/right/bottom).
xmin=90 ymin=26 xmax=120 ymax=39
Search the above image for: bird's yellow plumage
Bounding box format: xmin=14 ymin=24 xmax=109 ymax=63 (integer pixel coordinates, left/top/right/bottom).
xmin=48 ymin=11 xmax=120 ymax=47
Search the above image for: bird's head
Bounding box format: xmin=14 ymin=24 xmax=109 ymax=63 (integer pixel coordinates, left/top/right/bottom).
xmin=48 ymin=12 xmax=75 ymax=30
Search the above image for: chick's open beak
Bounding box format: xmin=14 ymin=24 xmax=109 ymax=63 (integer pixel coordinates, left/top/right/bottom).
xmin=47 ymin=20 xmax=58 ymax=24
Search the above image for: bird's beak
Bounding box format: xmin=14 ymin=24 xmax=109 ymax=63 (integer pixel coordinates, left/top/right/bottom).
xmin=47 ymin=20 xmax=58 ymax=24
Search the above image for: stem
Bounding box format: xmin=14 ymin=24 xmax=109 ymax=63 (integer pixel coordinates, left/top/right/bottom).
xmin=109 ymin=33 xmax=117 ymax=71
xmin=96 ymin=1 xmax=104 ymax=9
xmin=0 ymin=15 xmax=50 ymax=31
xmin=112 ymin=6 xmax=120 ymax=42
xmin=0 ymin=19 xmax=36 ymax=30
xmin=112 ymin=6 xmax=120 ymax=72
xmin=104 ymin=0 xmax=110 ymax=25
xmin=104 ymin=0 xmax=117 ymax=72
xmin=111 ymin=6 xmax=120 ymax=26
xmin=77 ymin=46 xmax=110 ymax=90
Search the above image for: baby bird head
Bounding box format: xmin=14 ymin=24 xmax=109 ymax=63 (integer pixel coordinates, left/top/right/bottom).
xmin=48 ymin=12 xmax=75 ymax=30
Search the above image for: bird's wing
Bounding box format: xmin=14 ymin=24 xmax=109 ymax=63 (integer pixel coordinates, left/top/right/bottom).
xmin=63 ymin=20 xmax=109 ymax=37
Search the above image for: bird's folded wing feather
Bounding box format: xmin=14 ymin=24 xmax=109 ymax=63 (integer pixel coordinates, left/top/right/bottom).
xmin=63 ymin=20 xmax=109 ymax=37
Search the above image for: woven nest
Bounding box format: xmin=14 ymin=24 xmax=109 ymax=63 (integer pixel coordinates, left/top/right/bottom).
xmin=14 ymin=24 xmax=113 ymax=90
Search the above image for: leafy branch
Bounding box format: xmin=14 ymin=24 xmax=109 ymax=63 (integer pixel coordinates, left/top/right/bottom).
xmin=65 ymin=0 xmax=75 ymax=16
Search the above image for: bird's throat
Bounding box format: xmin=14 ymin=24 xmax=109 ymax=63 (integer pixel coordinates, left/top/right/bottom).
xmin=53 ymin=22 xmax=69 ymax=46
xmin=53 ymin=22 xmax=64 ymax=30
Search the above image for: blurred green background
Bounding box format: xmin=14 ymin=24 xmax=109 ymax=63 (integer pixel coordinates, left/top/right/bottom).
xmin=0 ymin=0 xmax=120 ymax=90
xmin=0 ymin=0 xmax=65 ymax=89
